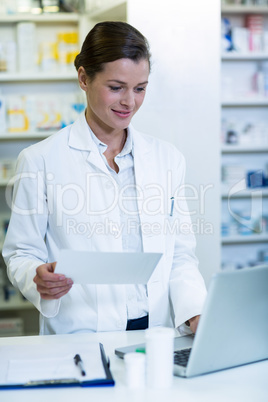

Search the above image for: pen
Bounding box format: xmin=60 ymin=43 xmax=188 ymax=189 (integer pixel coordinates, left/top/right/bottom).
xmin=170 ymin=197 xmax=174 ymax=217
xmin=74 ymin=354 xmax=86 ymax=377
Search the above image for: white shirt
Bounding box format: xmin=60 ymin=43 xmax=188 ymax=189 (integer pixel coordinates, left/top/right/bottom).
xmin=90 ymin=128 xmax=148 ymax=319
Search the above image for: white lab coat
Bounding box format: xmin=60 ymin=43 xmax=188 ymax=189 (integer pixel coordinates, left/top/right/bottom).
xmin=3 ymin=113 xmax=207 ymax=335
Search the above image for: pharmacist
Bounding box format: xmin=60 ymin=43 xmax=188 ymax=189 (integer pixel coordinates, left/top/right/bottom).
xmin=3 ymin=21 xmax=207 ymax=335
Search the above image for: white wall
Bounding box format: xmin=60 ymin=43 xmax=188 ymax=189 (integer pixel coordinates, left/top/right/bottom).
xmin=128 ymin=0 xmax=221 ymax=285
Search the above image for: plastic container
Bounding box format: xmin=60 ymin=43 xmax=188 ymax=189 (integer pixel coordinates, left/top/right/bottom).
xmin=145 ymin=327 xmax=174 ymax=388
xmin=124 ymin=352 xmax=146 ymax=389
xmin=57 ymin=32 xmax=79 ymax=70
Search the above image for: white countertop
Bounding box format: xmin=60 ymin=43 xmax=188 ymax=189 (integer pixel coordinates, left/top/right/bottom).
xmin=0 ymin=330 xmax=267 ymax=402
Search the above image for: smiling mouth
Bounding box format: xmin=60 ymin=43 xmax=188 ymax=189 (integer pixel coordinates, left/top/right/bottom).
xmin=112 ymin=109 xmax=132 ymax=118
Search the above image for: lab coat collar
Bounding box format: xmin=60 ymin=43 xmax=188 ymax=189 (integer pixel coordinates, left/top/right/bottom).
xmin=68 ymin=112 xmax=99 ymax=152
xmin=68 ymin=112 xmax=152 ymax=158
xmin=130 ymin=125 xmax=152 ymax=158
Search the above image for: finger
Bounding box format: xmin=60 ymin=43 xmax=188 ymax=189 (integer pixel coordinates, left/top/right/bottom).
xmin=40 ymin=287 xmax=72 ymax=300
xmin=36 ymin=284 xmax=71 ymax=295
xmin=40 ymin=291 xmax=68 ymax=300
xmin=34 ymin=269 xmax=73 ymax=286
xmin=38 ymin=271 xmax=66 ymax=282
xmin=38 ymin=284 xmax=72 ymax=299
xmin=35 ymin=277 xmax=73 ymax=288
xmin=36 ymin=281 xmax=72 ymax=294
xmin=36 ymin=264 xmax=66 ymax=282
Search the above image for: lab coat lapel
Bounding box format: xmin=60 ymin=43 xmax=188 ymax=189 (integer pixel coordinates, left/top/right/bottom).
xmin=132 ymin=128 xmax=165 ymax=255
xmin=68 ymin=113 xmax=110 ymax=174
xmin=86 ymin=151 xmax=110 ymax=174
xmin=133 ymin=129 xmax=170 ymax=327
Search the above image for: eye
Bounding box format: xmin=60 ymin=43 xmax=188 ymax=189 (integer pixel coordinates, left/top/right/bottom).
xmin=109 ymin=86 xmax=121 ymax=92
xmin=135 ymin=86 xmax=146 ymax=93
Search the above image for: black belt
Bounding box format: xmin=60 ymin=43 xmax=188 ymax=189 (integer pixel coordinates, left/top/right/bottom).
xmin=126 ymin=315 xmax=149 ymax=331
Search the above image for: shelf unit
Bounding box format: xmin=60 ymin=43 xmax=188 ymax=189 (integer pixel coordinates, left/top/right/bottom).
xmin=221 ymin=4 xmax=268 ymax=269
xmin=0 ymin=10 xmax=86 ymax=336
xmin=0 ymin=0 xmax=128 ymax=336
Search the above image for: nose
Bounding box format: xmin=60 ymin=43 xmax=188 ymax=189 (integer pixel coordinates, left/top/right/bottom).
xmin=120 ymin=90 xmax=135 ymax=109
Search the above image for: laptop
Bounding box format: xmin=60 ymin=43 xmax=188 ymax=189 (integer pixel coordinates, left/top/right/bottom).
xmin=115 ymin=265 xmax=268 ymax=377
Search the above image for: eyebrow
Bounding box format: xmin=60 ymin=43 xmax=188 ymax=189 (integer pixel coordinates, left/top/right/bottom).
xmin=107 ymin=79 xmax=148 ymax=85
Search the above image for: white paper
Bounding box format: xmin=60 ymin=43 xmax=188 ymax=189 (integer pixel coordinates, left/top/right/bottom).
xmin=55 ymin=250 xmax=162 ymax=284
xmin=0 ymin=342 xmax=106 ymax=385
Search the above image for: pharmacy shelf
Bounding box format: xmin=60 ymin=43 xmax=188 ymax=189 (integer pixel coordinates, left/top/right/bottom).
xmin=89 ymin=0 xmax=126 ymax=20
xmin=221 ymin=52 xmax=268 ymax=60
xmin=0 ymin=298 xmax=35 ymax=311
xmin=222 ymin=233 xmax=268 ymax=244
xmin=0 ymin=71 xmax=77 ymax=81
xmin=0 ymin=179 xmax=14 ymax=187
xmin=221 ymin=98 xmax=268 ymax=106
xmin=0 ymin=12 xmax=80 ymax=23
xmin=220 ymin=4 xmax=268 ymax=267
xmin=221 ymin=144 xmax=268 ymax=153
xmin=221 ymin=5 xmax=268 ymax=14
xmin=0 ymin=131 xmax=55 ymax=141
xmin=221 ymin=187 xmax=268 ymax=198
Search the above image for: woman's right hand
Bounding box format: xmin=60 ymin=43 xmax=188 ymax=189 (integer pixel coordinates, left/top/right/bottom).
xmin=33 ymin=262 xmax=73 ymax=300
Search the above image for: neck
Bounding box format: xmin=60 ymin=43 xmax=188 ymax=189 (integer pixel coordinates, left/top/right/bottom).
xmin=85 ymin=109 xmax=127 ymax=155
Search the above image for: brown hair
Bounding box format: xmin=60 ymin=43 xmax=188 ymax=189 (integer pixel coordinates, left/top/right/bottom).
xmin=74 ymin=21 xmax=151 ymax=81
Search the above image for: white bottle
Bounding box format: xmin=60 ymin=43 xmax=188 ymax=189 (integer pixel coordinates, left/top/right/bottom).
xmin=124 ymin=353 xmax=146 ymax=389
xmin=263 ymin=62 xmax=268 ymax=97
xmin=6 ymin=41 xmax=17 ymax=73
xmin=253 ymin=64 xmax=265 ymax=97
xmin=0 ymin=93 xmax=6 ymax=134
xmin=145 ymin=327 xmax=174 ymax=388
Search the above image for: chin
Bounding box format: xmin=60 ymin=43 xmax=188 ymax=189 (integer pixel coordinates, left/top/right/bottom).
xmin=112 ymin=120 xmax=131 ymax=131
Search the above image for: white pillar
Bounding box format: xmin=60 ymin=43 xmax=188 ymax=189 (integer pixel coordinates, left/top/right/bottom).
xmin=128 ymin=0 xmax=221 ymax=285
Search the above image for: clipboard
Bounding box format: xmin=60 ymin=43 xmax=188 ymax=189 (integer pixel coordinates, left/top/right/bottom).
xmin=0 ymin=342 xmax=114 ymax=389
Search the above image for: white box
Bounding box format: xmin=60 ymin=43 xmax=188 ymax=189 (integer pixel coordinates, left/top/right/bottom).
xmin=0 ymin=95 xmax=6 ymax=134
xmin=232 ymin=27 xmax=249 ymax=53
xmin=263 ymin=31 xmax=268 ymax=53
xmin=17 ymin=22 xmax=37 ymax=72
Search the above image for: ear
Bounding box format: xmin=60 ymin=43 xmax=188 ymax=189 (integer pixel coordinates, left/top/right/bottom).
xmin=78 ymin=66 xmax=88 ymax=91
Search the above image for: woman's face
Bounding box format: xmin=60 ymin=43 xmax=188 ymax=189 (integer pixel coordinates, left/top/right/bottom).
xmin=80 ymin=58 xmax=150 ymax=134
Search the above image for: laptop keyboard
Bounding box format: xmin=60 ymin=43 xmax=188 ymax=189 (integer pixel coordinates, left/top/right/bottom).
xmin=174 ymin=348 xmax=192 ymax=367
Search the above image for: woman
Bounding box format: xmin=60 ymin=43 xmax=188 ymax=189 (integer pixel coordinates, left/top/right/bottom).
xmin=3 ymin=22 xmax=207 ymax=335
